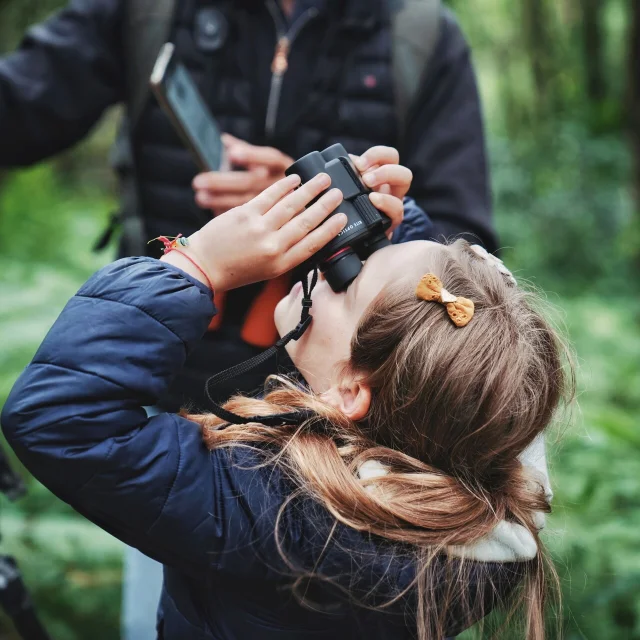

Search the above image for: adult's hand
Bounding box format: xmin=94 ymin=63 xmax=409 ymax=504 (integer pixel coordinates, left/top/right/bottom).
xmin=351 ymin=146 xmax=413 ymax=238
xmin=192 ymin=134 xmax=294 ymax=215
xmin=164 ymin=173 xmax=346 ymax=292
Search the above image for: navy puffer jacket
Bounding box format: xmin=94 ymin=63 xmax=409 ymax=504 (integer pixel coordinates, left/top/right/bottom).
xmin=1 ymin=259 xmax=520 ymax=639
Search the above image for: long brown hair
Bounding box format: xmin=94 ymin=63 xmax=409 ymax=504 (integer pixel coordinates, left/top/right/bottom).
xmin=188 ymin=240 xmax=573 ymax=638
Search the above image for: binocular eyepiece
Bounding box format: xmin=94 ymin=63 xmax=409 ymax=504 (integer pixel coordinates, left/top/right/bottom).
xmin=285 ymin=144 xmax=392 ymax=292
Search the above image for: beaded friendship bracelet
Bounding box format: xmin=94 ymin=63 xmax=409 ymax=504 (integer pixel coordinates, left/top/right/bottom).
xmin=149 ymin=235 xmax=214 ymax=292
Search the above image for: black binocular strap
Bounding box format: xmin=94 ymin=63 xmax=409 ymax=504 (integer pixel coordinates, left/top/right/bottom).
xmin=204 ymin=269 xmax=318 ymax=427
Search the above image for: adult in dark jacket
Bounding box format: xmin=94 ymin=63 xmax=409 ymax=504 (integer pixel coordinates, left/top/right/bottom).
xmin=2 ymin=175 xmax=564 ymax=640
xmin=0 ymin=0 xmax=495 ymax=410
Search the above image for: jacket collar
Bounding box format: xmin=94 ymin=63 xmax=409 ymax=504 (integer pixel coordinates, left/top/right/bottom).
xmin=235 ymin=0 xmax=384 ymax=30
xmin=333 ymin=0 xmax=385 ymax=30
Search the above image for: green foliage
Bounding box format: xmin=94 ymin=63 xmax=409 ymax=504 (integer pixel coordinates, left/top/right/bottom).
xmin=491 ymin=125 xmax=635 ymax=295
xmin=0 ymin=164 xmax=110 ymax=273
xmin=0 ymin=516 xmax=122 ymax=640
xmin=546 ymin=297 xmax=640 ymax=639
xmin=0 ymin=1 xmax=68 ymax=53
xmin=0 ymin=166 xmax=117 ymax=639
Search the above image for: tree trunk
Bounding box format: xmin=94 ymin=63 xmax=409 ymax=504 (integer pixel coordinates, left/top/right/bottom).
xmin=521 ymin=0 xmax=558 ymax=114
xmin=629 ymin=0 xmax=640 ymax=266
xmin=581 ymin=0 xmax=606 ymax=102
xmin=522 ymin=0 xmax=547 ymax=97
xmin=630 ymin=0 xmax=640 ymax=184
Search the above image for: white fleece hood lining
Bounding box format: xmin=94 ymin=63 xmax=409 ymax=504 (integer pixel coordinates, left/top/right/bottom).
xmin=357 ymin=434 xmax=551 ymax=563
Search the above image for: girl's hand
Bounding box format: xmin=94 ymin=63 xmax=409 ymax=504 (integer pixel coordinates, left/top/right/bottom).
xmin=350 ymin=146 xmax=413 ymax=237
xmin=163 ymin=173 xmax=346 ymax=293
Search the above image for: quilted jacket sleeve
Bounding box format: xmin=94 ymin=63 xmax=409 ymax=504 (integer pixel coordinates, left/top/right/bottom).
xmin=0 ymin=257 xmax=280 ymax=577
xmin=0 ymin=0 xmax=125 ymax=167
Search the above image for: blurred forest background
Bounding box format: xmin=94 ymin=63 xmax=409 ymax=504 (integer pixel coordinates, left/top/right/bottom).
xmin=1 ymin=0 xmax=639 ymax=638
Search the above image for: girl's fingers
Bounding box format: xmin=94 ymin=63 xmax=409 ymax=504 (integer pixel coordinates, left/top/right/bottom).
xmin=283 ymin=213 xmax=348 ymax=269
xmin=369 ymin=192 xmax=404 ymax=231
xmin=279 ymin=188 xmax=344 ymax=250
xmin=250 ymin=173 xmax=302 ymax=213
xmin=353 ymin=146 xmax=400 ymax=172
xmin=362 ymin=164 xmax=413 ymax=189
xmin=264 ymin=172 xmax=332 ymax=227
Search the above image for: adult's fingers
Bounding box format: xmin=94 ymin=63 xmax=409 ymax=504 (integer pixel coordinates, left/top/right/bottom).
xmin=192 ymin=167 xmax=269 ymax=193
xmin=368 ymin=192 xmax=404 ymax=232
xmin=195 ymin=192 xmax=253 ymax=214
xmin=264 ymin=173 xmax=331 ymax=227
xmin=282 ymin=213 xmax=348 ymax=270
xmin=224 ymin=134 xmax=293 ymax=170
xmin=249 ymin=173 xmax=302 ymax=213
xmin=235 ymin=145 xmax=292 ymax=170
xmin=278 ymin=188 xmax=343 ymax=249
xmin=352 ymin=146 xmax=400 ymax=173
xmin=221 ymin=132 xmax=241 ymax=147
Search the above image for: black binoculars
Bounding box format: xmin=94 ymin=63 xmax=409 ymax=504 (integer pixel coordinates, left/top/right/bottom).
xmin=285 ymin=143 xmax=392 ymax=292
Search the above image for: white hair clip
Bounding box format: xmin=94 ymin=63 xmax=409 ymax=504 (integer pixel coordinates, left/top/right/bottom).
xmin=469 ymin=245 xmax=517 ymax=286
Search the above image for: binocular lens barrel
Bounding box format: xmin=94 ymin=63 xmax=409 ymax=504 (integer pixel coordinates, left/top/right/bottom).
xmin=289 ymin=151 xmax=327 ymax=184
xmin=285 ymin=144 xmax=391 ymax=292
xmin=323 ymin=248 xmax=363 ymax=292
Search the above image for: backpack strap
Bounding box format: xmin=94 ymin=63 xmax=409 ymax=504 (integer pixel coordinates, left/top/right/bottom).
xmin=103 ymin=0 xmax=177 ymax=257
xmin=389 ymin=0 xmax=442 ymax=137
xmin=124 ymin=0 xmax=178 ymax=130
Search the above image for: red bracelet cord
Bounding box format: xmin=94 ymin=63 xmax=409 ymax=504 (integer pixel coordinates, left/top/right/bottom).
xmin=171 ymin=249 xmax=214 ymax=292
xmin=152 ymin=235 xmax=214 ymax=293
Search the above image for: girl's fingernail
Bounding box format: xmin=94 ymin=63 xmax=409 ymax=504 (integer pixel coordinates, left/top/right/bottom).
xmin=355 ymin=156 xmax=368 ymax=171
xmin=335 ymin=213 xmax=348 ymax=226
xmin=369 ymin=192 xmax=382 ymax=204
xmin=317 ymin=172 xmax=331 ymax=187
xmin=289 ymin=173 xmax=301 ymax=184
xmin=329 ymin=188 xmax=343 ymax=200
xmin=363 ymin=171 xmax=377 ymax=187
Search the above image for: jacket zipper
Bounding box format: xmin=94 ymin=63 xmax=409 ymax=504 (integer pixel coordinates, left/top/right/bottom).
xmin=265 ymin=0 xmax=319 ymax=139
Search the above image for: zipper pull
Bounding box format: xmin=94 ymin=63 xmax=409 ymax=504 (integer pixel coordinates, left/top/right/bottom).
xmin=271 ymin=36 xmax=290 ymax=75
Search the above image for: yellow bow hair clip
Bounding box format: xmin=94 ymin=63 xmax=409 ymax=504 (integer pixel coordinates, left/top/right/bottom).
xmin=416 ymin=274 xmax=475 ymax=328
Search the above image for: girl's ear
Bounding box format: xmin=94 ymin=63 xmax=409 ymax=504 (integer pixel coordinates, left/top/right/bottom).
xmin=322 ymin=377 xmax=371 ymax=421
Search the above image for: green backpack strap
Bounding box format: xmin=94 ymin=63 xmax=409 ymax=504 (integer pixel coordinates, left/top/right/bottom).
xmin=390 ymin=0 xmax=442 ymax=138
xmin=105 ymin=0 xmax=176 ymax=256
xmin=124 ymin=0 xmax=178 ymax=129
